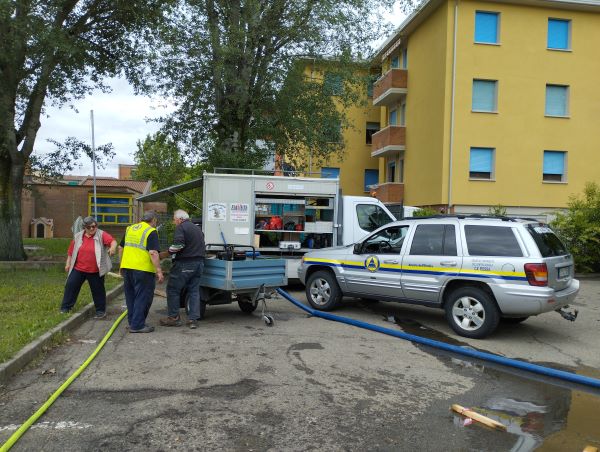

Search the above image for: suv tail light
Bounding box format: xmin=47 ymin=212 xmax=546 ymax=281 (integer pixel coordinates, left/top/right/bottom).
xmin=524 ymin=263 xmax=548 ymax=287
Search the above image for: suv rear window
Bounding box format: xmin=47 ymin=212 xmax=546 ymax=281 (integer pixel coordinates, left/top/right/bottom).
xmin=464 ymin=225 xmax=523 ymax=257
xmin=526 ymin=224 xmax=568 ymax=257
xmin=410 ymin=224 xmax=457 ymax=256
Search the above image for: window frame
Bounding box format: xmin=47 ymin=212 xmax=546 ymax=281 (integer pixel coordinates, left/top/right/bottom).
xmin=387 ymin=159 xmax=396 ymax=183
xmin=365 ymin=122 xmax=380 ymax=145
xmin=469 ymin=147 xmax=495 ymax=181
xmin=545 ymin=84 xmax=570 ymax=118
xmin=547 ymin=18 xmax=572 ymax=51
xmin=542 ymin=150 xmax=567 ymax=183
xmin=474 ymin=11 xmax=500 ymax=45
xmin=389 ymin=109 xmax=397 ymax=126
xmin=88 ymin=193 xmax=134 ymax=225
xmin=472 ymin=79 xmax=498 ymax=113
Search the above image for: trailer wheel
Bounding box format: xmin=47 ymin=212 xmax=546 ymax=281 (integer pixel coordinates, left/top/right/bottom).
xmin=306 ymin=270 xmax=342 ymax=311
xmin=238 ymin=297 xmax=258 ymax=314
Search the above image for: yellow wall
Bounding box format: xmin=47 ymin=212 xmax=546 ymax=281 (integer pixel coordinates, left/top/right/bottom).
xmin=451 ymin=1 xmax=600 ymax=208
xmin=400 ymin=1 xmax=452 ymax=206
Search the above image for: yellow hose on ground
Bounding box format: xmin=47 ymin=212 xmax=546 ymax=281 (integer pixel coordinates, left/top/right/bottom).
xmin=0 ymin=310 xmax=128 ymax=452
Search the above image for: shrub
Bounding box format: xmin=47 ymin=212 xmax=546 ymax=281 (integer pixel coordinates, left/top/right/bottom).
xmin=551 ymin=182 xmax=600 ymax=273
xmin=413 ymin=207 xmax=440 ymax=217
xmin=487 ymin=204 xmax=507 ymax=216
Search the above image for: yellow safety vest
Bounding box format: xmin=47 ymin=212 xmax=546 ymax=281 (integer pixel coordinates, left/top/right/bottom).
xmin=120 ymin=222 xmax=157 ymax=273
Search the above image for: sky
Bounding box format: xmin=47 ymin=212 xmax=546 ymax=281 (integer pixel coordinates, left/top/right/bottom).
xmin=35 ymin=4 xmax=407 ymax=178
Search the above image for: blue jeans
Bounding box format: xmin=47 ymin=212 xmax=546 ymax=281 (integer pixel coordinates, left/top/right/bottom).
xmin=122 ymin=269 xmax=156 ymax=330
xmin=61 ymin=269 xmax=106 ymax=314
xmin=166 ymin=259 xmax=204 ymax=320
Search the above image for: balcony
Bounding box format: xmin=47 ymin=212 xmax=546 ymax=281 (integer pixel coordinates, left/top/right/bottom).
xmin=369 ymin=182 xmax=404 ymax=204
xmin=371 ymin=125 xmax=406 ymax=157
xmin=372 ymin=69 xmax=408 ymax=107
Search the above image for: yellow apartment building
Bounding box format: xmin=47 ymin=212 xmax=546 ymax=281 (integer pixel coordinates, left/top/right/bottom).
xmin=370 ymin=0 xmax=600 ymax=218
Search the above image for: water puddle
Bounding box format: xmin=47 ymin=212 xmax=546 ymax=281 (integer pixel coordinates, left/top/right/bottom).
xmin=385 ymin=315 xmax=600 ymax=451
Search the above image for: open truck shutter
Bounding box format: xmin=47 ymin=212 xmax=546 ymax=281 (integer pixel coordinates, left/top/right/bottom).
xmin=135 ymin=178 xmax=203 ymax=202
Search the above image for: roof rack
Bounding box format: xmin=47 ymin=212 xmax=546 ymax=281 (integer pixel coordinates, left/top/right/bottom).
xmin=400 ymin=214 xmax=542 ymax=222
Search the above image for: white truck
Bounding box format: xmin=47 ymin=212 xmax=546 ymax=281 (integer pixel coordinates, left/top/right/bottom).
xmin=138 ymin=171 xmax=396 ymax=278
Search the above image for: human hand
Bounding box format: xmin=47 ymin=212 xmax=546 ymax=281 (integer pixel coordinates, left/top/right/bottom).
xmin=108 ymin=248 xmax=116 ymax=257
xmin=64 ymin=265 xmax=70 ymax=273
xmin=156 ymin=270 xmax=164 ymax=283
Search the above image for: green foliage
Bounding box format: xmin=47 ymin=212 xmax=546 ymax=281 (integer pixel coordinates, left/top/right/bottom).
xmin=0 ymin=267 xmax=120 ymax=363
xmin=487 ymin=204 xmax=507 ymax=216
xmin=23 ymin=238 xmax=72 ymax=257
xmin=413 ymin=207 xmax=439 ymax=217
xmin=143 ymin=0 xmax=408 ymax=170
xmin=551 ymin=182 xmax=600 ymax=273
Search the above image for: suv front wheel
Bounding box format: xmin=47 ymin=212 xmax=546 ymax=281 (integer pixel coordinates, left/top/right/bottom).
xmin=306 ymin=270 xmax=342 ymax=311
xmin=445 ymin=286 xmax=500 ymax=339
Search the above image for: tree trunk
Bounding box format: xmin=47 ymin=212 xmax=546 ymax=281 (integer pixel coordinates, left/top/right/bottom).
xmin=0 ymin=151 xmax=26 ymax=261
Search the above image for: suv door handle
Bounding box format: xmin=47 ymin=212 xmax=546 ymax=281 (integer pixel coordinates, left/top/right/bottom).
xmin=383 ymin=260 xmax=398 ymax=264
xmin=440 ymin=261 xmax=457 ymax=267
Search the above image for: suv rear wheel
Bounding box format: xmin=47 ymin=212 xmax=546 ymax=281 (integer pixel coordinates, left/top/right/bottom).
xmin=306 ymin=270 xmax=342 ymax=311
xmin=445 ymin=286 xmax=500 ymax=339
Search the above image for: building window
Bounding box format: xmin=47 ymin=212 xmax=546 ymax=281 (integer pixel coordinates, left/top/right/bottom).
xmin=545 ymin=84 xmax=569 ymax=117
xmin=391 ymin=56 xmax=400 ymax=69
xmin=321 ymin=167 xmax=340 ymax=179
xmin=323 ymin=72 xmax=343 ymax=96
xmin=364 ymin=169 xmax=379 ymax=192
xmin=389 ymin=109 xmax=397 ymax=126
xmin=398 ymin=158 xmax=404 ymax=183
xmin=548 ymin=18 xmax=571 ymax=50
xmin=543 ymin=151 xmax=566 ymax=182
xmin=387 ymin=160 xmax=396 ymax=182
xmin=475 ymin=11 xmax=500 ymax=44
xmin=472 ymin=79 xmax=498 ymax=112
xmin=469 ymin=147 xmax=494 ymax=180
xmin=400 ymin=102 xmax=406 ymax=126
xmin=366 ymin=122 xmax=380 ymax=144
xmin=89 ymin=194 xmax=133 ymax=225
xmin=402 ymin=48 xmax=408 ymax=69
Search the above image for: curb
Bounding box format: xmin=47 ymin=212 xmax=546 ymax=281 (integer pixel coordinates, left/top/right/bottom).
xmin=575 ymin=273 xmax=600 ymax=280
xmin=0 ymin=283 xmax=125 ymax=386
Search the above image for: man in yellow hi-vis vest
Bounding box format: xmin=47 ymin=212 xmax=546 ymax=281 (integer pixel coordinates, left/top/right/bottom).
xmin=118 ymin=211 xmax=164 ymax=333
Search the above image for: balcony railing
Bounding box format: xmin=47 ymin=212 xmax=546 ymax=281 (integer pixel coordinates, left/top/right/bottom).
xmin=369 ymin=182 xmax=404 ymax=204
xmin=371 ymin=125 xmax=406 ymax=157
xmin=372 ymin=69 xmax=408 ymax=107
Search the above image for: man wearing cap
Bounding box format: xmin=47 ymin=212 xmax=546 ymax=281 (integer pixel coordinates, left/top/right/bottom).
xmin=119 ymin=211 xmax=164 ymax=333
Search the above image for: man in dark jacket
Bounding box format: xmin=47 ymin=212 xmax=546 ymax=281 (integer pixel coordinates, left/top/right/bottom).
xmin=160 ymin=209 xmax=206 ymax=329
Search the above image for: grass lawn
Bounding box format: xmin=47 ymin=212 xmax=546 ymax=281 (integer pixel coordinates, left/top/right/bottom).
xmin=0 ymin=267 xmax=121 ymax=364
xmin=23 ymin=238 xmax=72 ymax=258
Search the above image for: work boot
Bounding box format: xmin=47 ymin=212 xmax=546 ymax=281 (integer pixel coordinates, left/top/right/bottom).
xmin=159 ymin=316 xmax=182 ymax=327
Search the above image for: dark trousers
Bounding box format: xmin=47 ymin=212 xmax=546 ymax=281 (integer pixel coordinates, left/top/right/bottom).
xmin=122 ymin=269 xmax=156 ymax=330
xmin=61 ymin=269 xmax=106 ymax=314
xmin=167 ymin=259 xmax=204 ymax=320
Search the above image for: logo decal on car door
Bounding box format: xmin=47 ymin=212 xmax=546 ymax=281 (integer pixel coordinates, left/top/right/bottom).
xmin=365 ymin=255 xmax=380 ymax=272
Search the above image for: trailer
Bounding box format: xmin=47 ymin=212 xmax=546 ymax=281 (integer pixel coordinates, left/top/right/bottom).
xmin=137 ymin=171 xmax=396 ymax=279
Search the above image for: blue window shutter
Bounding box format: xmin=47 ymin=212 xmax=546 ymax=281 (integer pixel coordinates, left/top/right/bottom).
xmin=472 ymin=80 xmax=497 ymax=111
xmin=470 ymin=148 xmax=493 ymax=172
xmin=548 ymin=19 xmax=570 ymax=49
xmin=389 ymin=109 xmax=397 ymax=125
xmin=546 ymin=85 xmax=568 ymax=116
xmin=391 ymin=56 xmax=400 ymax=68
xmin=364 ymin=169 xmax=379 ymax=191
xmin=475 ymin=12 xmax=499 ymax=43
xmin=543 ymin=151 xmax=565 ymax=174
xmin=321 ymin=167 xmax=340 ymax=179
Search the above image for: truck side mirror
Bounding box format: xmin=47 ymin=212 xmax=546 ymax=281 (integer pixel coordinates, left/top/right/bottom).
xmin=353 ymin=243 xmax=362 ymax=254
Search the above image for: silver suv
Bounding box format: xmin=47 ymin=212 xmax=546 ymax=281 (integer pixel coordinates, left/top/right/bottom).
xmin=298 ymin=216 xmax=579 ymax=338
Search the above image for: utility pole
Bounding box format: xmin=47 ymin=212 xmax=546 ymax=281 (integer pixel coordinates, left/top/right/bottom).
xmin=90 ymin=110 xmax=98 ymax=219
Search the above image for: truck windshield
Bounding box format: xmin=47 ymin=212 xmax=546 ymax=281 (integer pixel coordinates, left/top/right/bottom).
xmin=526 ymin=224 xmax=568 ymax=257
xmin=356 ymin=204 xmax=393 ymax=232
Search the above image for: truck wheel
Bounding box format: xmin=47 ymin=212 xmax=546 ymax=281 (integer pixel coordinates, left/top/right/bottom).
xmin=238 ymin=296 xmax=258 ymax=313
xmin=306 ymin=270 xmax=342 ymax=311
xmin=444 ymin=286 xmax=499 ymax=339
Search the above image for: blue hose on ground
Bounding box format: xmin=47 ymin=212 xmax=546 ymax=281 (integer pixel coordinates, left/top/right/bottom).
xmin=276 ymin=288 xmax=600 ymax=390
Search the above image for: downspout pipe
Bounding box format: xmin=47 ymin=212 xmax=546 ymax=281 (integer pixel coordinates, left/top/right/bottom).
xmin=447 ymin=0 xmax=459 ymax=212
xmin=276 ymin=288 xmax=600 ymax=390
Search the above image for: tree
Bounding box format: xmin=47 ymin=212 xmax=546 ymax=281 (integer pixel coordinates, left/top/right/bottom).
xmin=133 ymin=132 xmax=198 ymax=212
xmin=551 ymin=182 xmax=600 ymax=273
xmin=0 ymin=0 xmax=170 ymax=260
xmin=145 ymin=0 xmax=417 ymax=170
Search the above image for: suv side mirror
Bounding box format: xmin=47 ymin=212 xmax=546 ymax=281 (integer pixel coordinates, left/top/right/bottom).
xmin=353 ymin=243 xmax=362 ymax=254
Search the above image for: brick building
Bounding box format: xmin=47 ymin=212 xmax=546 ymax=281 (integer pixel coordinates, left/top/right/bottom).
xmin=22 ymin=173 xmax=166 ymax=239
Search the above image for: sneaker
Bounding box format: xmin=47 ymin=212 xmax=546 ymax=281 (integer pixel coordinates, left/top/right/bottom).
xmin=94 ymin=311 xmax=106 ymax=319
xmin=129 ymin=325 xmax=155 ymax=333
xmin=189 ymin=320 xmax=198 ymax=329
xmin=159 ymin=316 xmax=182 ymax=327
xmin=60 ymin=309 xmax=70 ymax=314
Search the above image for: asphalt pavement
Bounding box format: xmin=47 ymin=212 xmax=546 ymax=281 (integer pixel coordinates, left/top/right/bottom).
xmin=1 ymin=280 xmax=600 ymax=451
